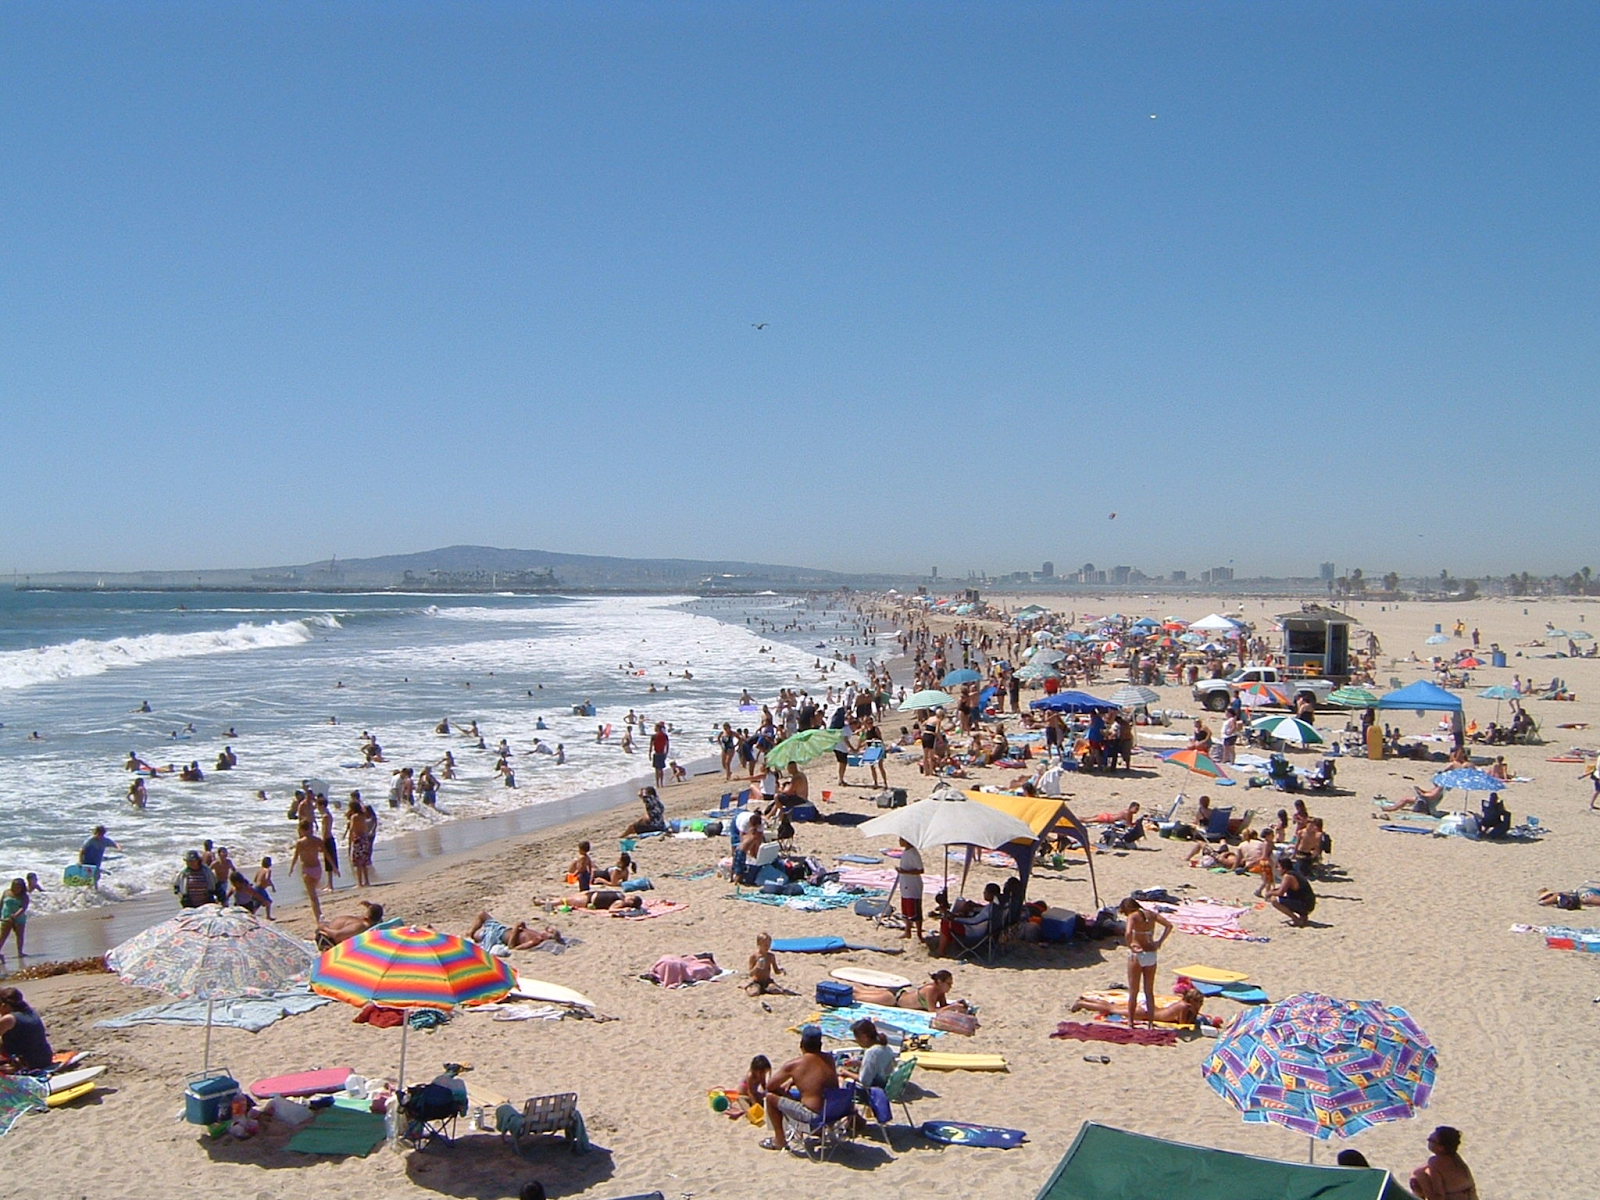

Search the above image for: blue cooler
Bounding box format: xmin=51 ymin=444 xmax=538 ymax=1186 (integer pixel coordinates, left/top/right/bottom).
xmin=815 ymin=981 xmax=854 ymax=1008
xmin=185 ymin=1072 xmax=239 ymax=1124
xmin=1038 ymin=908 xmax=1079 ymax=944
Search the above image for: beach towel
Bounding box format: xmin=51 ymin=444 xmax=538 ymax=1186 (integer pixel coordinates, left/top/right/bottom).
xmin=770 ymin=937 xmax=901 ymax=955
xmin=97 ymin=986 xmax=330 ymax=1032
xmin=285 ymin=1106 xmax=388 ymax=1157
xmin=799 ymin=1001 xmax=944 ymax=1042
xmin=1166 ymin=901 xmax=1266 ymax=942
xmin=835 ymin=867 xmax=900 ymax=890
xmin=579 ymin=899 xmax=687 ymax=919
xmin=730 ymin=886 xmax=877 ymax=912
xmin=1380 ymin=823 xmax=1434 ymax=834
xmin=647 ymin=955 xmax=729 ymax=987
xmin=1049 ymin=1021 xmax=1178 ymax=1047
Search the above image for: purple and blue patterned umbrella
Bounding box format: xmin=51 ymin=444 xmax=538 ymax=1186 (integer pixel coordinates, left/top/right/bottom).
xmin=1202 ymin=993 xmax=1436 ymax=1156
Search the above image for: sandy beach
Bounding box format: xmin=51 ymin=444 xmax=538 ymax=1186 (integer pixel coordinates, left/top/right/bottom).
xmin=3 ymin=593 xmax=1597 ymax=1200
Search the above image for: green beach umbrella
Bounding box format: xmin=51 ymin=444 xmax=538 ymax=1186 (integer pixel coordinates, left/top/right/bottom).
xmin=764 ymin=728 xmax=844 ymax=769
xmin=1251 ymin=715 xmax=1323 ymax=745
xmin=899 ymin=689 xmax=956 ymax=711
xmin=1328 ymin=686 xmax=1378 ymax=708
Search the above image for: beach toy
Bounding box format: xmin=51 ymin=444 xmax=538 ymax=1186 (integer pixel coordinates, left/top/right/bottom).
xmin=707 ymin=1089 xmax=729 ymax=1113
xmin=919 ymin=1120 xmax=1027 ymax=1148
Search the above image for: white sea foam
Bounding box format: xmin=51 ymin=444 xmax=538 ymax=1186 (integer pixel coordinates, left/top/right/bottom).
xmin=0 ymin=616 xmax=340 ymax=691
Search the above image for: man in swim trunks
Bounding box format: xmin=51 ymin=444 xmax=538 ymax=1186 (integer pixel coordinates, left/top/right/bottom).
xmin=466 ymin=910 xmax=563 ymax=953
xmin=761 ymin=1026 xmax=839 ymax=1152
xmin=315 ymin=901 xmax=384 ymax=949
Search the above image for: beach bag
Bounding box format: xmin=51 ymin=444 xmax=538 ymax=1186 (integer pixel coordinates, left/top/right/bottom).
xmin=931 ymin=1010 xmax=979 ymax=1036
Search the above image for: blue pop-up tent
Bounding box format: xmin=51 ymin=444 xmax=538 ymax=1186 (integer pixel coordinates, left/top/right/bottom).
xmin=1376 ymin=680 xmax=1462 ymax=714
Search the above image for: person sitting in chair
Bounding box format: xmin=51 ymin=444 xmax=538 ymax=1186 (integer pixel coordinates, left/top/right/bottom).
xmin=760 ymin=1026 xmax=839 ymax=1152
xmin=1478 ymin=792 xmax=1511 ymax=839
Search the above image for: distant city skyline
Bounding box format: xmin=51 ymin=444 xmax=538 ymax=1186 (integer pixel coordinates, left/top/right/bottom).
xmin=4 ymin=5 xmax=1596 ymax=576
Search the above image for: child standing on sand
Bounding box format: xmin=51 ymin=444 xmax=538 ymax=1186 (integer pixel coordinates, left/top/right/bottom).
xmin=746 ymin=932 xmax=787 ymax=995
xmin=254 ymin=857 xmax=275 ymax=919
xmin=568 ymin=842 xmax=595 ymax=892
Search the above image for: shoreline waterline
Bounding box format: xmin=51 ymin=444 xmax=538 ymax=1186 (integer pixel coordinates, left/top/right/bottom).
xmin=16 ymin=752 xmax=724 ymax=962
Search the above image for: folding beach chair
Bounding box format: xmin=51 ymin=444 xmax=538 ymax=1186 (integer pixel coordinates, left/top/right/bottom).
xmin=1201 ymin=806 xmax=1233 ymax=840
xmin=874 ymin=1056 xmax=918 ymax=1128
xmin=945 ymin=907 xmax=997 ymax=963
xmin=497 ymin=1091 xmax=586 ymax=1158
xmin=400 ymin=1081 xmax=469 ymax=1149
xmin=785 ymin=1086 xmax=859 ymax=1161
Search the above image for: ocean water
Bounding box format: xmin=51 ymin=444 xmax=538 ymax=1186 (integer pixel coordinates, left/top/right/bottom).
xmin=0 ymin=589 xmax=882 ymax=912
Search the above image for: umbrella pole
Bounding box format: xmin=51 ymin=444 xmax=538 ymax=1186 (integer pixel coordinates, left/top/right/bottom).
xmin=203 ymin=999 xmax=214 ymax=1075
xmin=397 ymin=1017 xmax=409 ymax=1098
xmin=1308 ymin=1136 xmax=1314 ymax=1164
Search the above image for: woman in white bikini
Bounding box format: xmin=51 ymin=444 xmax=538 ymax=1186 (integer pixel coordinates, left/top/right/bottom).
xmin=1119 ymin=896 xmax=1173 ymax=1030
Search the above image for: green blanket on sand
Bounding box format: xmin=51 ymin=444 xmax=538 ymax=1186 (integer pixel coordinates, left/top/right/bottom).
xmin=286 ymin=1106 xmax=388 ymax=1157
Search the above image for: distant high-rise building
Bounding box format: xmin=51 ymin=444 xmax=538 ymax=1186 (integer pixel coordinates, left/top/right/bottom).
xmin=1112 ymin=566 xmax=1132 ymax=585
xmin=931 ymin=566 xmax=938 ymax=579
xmin=1319 ymin=562 xmax=1336 ymax=581
xmin=1041 ymin=561 xmax=1054 ymax=578
xmin=1171 ymin=570 xmax=1187 ymax=583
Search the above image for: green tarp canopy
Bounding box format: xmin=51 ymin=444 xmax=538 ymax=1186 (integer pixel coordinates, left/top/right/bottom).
xmin=1035 ymin=1123 xmax=1416 ymax=1200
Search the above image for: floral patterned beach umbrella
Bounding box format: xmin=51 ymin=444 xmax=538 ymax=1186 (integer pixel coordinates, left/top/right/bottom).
xmin=106 ymin=904 xmax=317 ymax=1071
xmin=1202 ymin=992 xmax=1436 ymax=1156
xmin=0 ymin=1076 xmax=47 ymax=1137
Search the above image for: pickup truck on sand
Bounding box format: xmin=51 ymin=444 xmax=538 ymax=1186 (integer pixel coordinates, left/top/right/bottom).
xmin=1191 ymin=666 xmax=1336 ymax=713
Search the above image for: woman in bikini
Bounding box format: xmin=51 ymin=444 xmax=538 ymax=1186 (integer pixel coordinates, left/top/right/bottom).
xmin=1071 ymin=986 xmax=1207 ymax=1026
xmin=852 ymin=969 xmax=970 ymax=1013
xmin=291 ymin=820 xmax=326 ymax=922
xmin=1120 ymin=896 xmax=1173 ymax=1030
xmin=1409 ymin=1126 xmax=1478 ymax=1200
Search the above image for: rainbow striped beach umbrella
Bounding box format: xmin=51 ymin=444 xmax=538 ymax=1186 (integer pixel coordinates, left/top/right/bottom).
xmin=311 ymin=924 xmax=513 ymax=1091
xmin=1202 ymin=992 xmax=1436 ymax=1160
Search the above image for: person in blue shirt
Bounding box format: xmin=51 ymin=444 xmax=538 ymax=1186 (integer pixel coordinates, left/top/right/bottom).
xmin=78 ymin=826 xmax=119 ymax=889
xmin=0 ymin=987 xmax=53 ymax=1071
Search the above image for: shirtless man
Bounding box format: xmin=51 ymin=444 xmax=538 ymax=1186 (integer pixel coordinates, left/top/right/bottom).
xmin=761 ymin=1026 xmax=840 ymax=1151
xmin=465 ymin=910 xmax=563 ymax=952
xmin=316 ymin=901 xmax=383 ymax=949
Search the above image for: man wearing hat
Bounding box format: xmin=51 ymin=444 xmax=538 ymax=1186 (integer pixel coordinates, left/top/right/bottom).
xmin=760 ymin=1024 xmax=839 ymax=1151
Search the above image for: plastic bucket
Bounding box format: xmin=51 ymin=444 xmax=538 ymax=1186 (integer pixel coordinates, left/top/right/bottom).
xmin=619 ymin=838 xmax=637 ymax=853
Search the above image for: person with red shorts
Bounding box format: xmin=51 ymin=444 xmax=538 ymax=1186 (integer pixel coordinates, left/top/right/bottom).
xmin=896 ymin=837 xmax=924 ymax=942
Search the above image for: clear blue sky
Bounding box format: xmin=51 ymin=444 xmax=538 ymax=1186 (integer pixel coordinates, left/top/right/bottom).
xmin=3 ymin=3 xmax=1596 ymax=579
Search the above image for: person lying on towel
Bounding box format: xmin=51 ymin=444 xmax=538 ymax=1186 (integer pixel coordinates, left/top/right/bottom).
xmin=1070 ymin=987 xmax=1213 ymax=1027
xmin=466 ymin=910 xmax=564 ymax=953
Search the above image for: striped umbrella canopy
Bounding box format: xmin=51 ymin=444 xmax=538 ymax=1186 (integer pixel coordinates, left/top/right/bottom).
xmin=1476 ymin=685 xmax=1517 ymax=700
xmin=1160 ymin=748 xmax=1231 ymax=781
xmin=1202 ymin=992 xmax=1436 ymax=1155
xmin=765 ymin=727 xmax=844 ymax=769
xmin=1328 ymin=686 xmax=1378 ymax=708
xmin=312 ymin=924 xmax=513 ymax=1093
xmin=1238 ymin=682 xmax=1290 ymax=708
xmin=1251 ymin=715 xmax=1323 ymax=745
xmin=899 ymin=689 xmax=956 ymax=711
xmin=1108 ymin=685 xmax=1161 ymax=709
xmin=1016 ymin=661 xmax=1062 ymax=681
xmin=107 ymin=903 xmax=318 ymax=1072
xmin=1457 ymin=656 xmax=1482 ymax=669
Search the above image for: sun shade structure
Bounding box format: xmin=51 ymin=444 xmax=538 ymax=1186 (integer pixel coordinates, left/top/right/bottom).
xmin=1160 ymin=748 xmax=1231 ymax=781
xmin=1033 ymin=1122 xmax=1413 ymax=1200
xmin=899 ymin=689 xmax=956 ymax=710
xmin=1029 ymin=691 xmax=1119 ymax=713
xmin=859 ymin=792 xmax=1037 ymax=852
xmin=1329 ymin=686 xmax=1379 ymax=708
xmin=1238 ymin=682 xmax=1290 ymax=708
xmin=1430 ymin=768 xmax=1504 ymax=792
xmin=1250 ymin=715 xmax=1324 ymax=745
xmin=764 ymin=728 xmax=844 ymax=769
xmin=1107 ymin=685 xmax=1161 ymax=709
xmin=1201 ymin=993 xmax=1436 ymax=1157
xmin=106 ymin=903 xmax=317 ymax=1072
xmin=941 ymin=668 xmax=983 ymax=687
xmin=311 ymin=924 xmax=513 ymax=1093
xmin=1376 ymin=680 xmax=1462 ymax=713
xmin=964 ymin=790 xmax=1101 ymax=907
xmin=1189 ymin=613 xmax=1242 ymax=632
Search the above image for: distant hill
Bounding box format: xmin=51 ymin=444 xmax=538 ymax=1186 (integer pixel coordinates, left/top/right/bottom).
xmin=15 ymin=544 xmax=918 ymax=593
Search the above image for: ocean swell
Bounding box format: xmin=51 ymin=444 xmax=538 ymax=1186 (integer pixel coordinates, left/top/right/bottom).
xmin=0 ymin=616 xmax=340 ymax=691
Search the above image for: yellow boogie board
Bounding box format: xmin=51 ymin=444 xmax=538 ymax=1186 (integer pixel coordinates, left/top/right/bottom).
xmin=900 ymin=1052 xmax=1008 ymax=1072
xmin=47 ymin=1083 xmax=97 ymax=1107
xmin=1171 ymin=964 xmax=1249 ymax=984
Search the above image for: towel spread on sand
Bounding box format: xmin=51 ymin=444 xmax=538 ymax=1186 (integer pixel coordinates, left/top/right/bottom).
xmin=647 ymin=955 xmax=730 ymax=987
xmin=1166 ymin=901 xmax=1267 ymax=942
xmin=799 ymin=1002 xmax=945 ymax=1042
xmin=730 ymin=885 xmax=881 ymax=912
xmin=834 ymin=867 xmax=900 ymax=890
xmin=1050 ymin=1021 xmax=1179 ymax=1047
xmin=615 ymin=899 xmax=688 ymax=919
xmin=98 ymin=986 xmax=330 ymax=1032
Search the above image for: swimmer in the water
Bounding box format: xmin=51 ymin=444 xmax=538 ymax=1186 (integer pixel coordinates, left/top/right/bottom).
xmin=125 ymin=751 xmax=154 ymax=772
xmin=134 ymin=701 xmax=152 ymax=714
xmin=127 ymin=778 xmax=147 ymax=808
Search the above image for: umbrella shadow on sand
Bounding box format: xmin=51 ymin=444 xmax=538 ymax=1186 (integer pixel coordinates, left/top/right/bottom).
xmin=404 ymin=1132 xmax=616 ymax=1198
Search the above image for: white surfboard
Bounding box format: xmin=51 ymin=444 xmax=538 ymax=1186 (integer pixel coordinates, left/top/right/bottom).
xmin=48 ymin=1066 xmax=106 ymax=1094
xmin=509 ymin=973 xmax=594 ymax=1008
xmin=831 ymin=968 xmax=913 ymax=990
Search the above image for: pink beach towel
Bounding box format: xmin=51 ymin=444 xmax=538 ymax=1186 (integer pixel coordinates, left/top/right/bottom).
xmin=1165 ymin=901 xmax=1265 ymax=942
xmin=1049 ymin=1021 xmax=1177 ymax=1047
xmin=649 ymin=955 xmax=721 ymax=987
